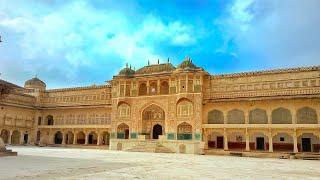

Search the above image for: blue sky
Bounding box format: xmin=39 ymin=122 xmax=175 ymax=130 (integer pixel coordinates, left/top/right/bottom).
xmin=0 ymin=0 xmax=319 ymax=88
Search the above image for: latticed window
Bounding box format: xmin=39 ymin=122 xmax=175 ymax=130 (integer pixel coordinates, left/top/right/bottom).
xmin=227 ymin=109 xmax=245 ymax=124
xmin=118 ymin=103 xmax=130 ymax=118
xmin=208 ymin=110 xmax=224 ymax=124
xmin=272 ymin=108 xmax=292 ymax=124
xmin=249 ymin=109 xmax=267 ymax=124
xmin=297 ymin=107 xmax=318 ymax=124
xmin=177 ymin=100 xmax=193 ymax=118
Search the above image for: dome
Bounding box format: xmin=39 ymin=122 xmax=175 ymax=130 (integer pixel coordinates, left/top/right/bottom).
xmin=24 ymin=77 xmax=46 ymax=90
xmin=118 ymin=64 xmax=135 ymax=77
xmin=177 ymin=57 xmax=198 ymax=70
xmin=135 ymin=63 xmax=176 ymax=74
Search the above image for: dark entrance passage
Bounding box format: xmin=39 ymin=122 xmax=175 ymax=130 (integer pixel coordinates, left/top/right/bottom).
xmin=217 ymin=136 xmax=224 ymax=149
xmin=23 ymin=134 xmax=28 ymax=144
xmin=152 ymin=124 xmax=162 ymax=139
xmin=125 ymin=129 xmax=129 ymax=139
xmin=54 ymin=132 xmax=63 ymax=144
xmin=302 ymin=138 xmax=311 ymax=152
xmin=89 ymin=134 xmax=93 ymax=144
xmin=256 ymin=137 xmax=265 ymax=150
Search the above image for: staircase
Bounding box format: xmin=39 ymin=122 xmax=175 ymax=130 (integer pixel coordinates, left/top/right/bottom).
xmin=0 ymin=148 xmax=17 ymax=157
xmin=126 ymin=141 xmax=173 ymax=153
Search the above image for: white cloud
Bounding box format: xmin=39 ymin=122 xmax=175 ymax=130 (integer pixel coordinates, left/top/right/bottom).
xmin=219 ymin=0 xmax=320 ymax=68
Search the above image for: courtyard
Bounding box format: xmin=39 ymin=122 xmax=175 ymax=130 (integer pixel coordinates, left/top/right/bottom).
xmin=0 ymin=146 xmax=319 ymax=179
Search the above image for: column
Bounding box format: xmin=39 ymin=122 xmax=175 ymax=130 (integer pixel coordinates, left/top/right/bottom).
xmin=85 ymin=133 xmax=89 ymax=145
xmin=244 ymin=111 xmax=249 ymax=124
xmin=292 ymin=110 xmax=297 ymax=124
xmin=124 ymin=81 xmax=126 ymax=97
xmin=268 ymin=133 xmax=273 ymax=152
xmin=224 ymin=129 xmax=228 ymax=150
xmin=186 ymin=74 xmax=189 ymax=93
xmin=62 ymin=133 xmax=66 ymax=145
xmin=293 ymin=131 xmax=298 ymax=153
xmin=118 ymin=81 xmax=121 ymax=97
xmin=245 ymin=130 xmax=250 ymax=151
xmin=157 ymin=79 xmax=160 ymax=94
xmin=73 ymin=131 xmax=77 ymax=145
xmin=178 ymin=76 xmax=181 ymax=93
xmin=267 ymin=109 xmax=272 ymax=124
xmin=147 ymin=80 xmax=150 ymax=95
xmin=20 ymin=131 xmax=24 ymax=144
xmin=223 ymin=112 xmax=227 ymax=124
xmin=97 ymin=132 xmax=101 ymax=146
xmin=8 ymin=130 xmax=12 ymax=144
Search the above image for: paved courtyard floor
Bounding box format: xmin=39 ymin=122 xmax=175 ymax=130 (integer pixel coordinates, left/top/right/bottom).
xmin=1 ymin=146 xmax=320 ymax=180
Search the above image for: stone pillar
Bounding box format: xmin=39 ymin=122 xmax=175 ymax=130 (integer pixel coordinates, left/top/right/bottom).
xmin=186 ymin=74 xmax=189 ymax=93
xmin=267 ymin=109 xmax=272 ymax=124
xmin=157 ymin=79 xmax=160 ymax=95
xmin=223 ymin=112 xmax=228 ymax=124
xmin=147 ymin=80 xmax=150 ymax=95
xmin=268 ymin=134 xmax=273 ymax=152
xmin=292 ymin=110 xmax=297 ymax=124
xmin=245 ymin=130 xmax=250 ymax=151
xmin=73 ymin=132 xmax=77 ymax=145
xmin=20 ymin=131 xmax=24 ymax=144
xmin=244 ymin=111 xmax=249 ymax=124
xmin=62 ymin=133 xmax=66 ymax=145
xmin=118 ymin=81 xmax=121 ymax=97
xmin=97 ymin=132 xmax=101 ymax=146
xmin=124 ymin=81 xmax=126 ymax=97
xmin=8 ymin=131 xmax=12 ymax=144
xmin=85 ymin=133 xmax=89 ymax=145
xmin=293 ymin=131 xmax=298 ymax=153
xmin=224 ymin=129 xmax=228 ymax=150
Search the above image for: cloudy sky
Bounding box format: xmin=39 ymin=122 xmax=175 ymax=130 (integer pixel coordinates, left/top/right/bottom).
xmin=0 ymin=0 xmax=319 ymax=88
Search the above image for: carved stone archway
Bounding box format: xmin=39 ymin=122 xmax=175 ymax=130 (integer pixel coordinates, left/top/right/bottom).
xmin=141 ymin=104 xmax=165 ymax=139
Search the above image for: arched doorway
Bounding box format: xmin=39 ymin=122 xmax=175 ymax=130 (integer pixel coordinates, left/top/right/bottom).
xmin=0 ymin=129 xmax=10 ymax=144
xmin=152 ymin=124 xmax=162 ymax=139
xmin=77 ymin=131 xmax=85 ymax=144
xmin=102 ymin=131 xmax=110 ymax=145
xmin=11 ymin=130 xmax=21 ymax=145
xmin=54 ymin=131 xmax=63 ymax=144
xmin=88 ymin=132 xmax=97 ymax=144
xmin=117 ymin=123 xmax=129 ymax=139
xmin=142 ymin=104 xmax=165 ymax=139
xmin=66 ymin=131 xmax=74 ymax=144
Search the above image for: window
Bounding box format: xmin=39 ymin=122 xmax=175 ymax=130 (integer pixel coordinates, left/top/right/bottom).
xmin=38 ymin=117 xmax=42 ymax=125
xmin=280 ymin=137 xmax=285 ymax=142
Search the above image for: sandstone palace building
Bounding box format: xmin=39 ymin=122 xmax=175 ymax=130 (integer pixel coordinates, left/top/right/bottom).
xmin=1 ymin=58 xmax=320 ymax=154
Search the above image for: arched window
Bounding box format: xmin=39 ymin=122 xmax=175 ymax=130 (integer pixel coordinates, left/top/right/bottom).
xmin=149 ymin=82 xmax=157 ymax=95
xmin=117 ymin=123 xmax=129 ymax=139
xmin=139 ymin=83 xmax=147 ymax=96
xmin=272 ymin=108 xmax=292 ymax=124
xmin=47 ymin=115 xmax=54 ymax=125
xmin=177 ymin=122 xmax=192 ymax=140
xmin=297 ymin=107 xmax=318 ymax=124
xmin=208 ymin=110 xmax=224 ymax=124
xmin=177 ymin=99 xmax=193 ymax=118
xmin=160 ymin=81 xmax=169 ymax=94
xmin=227 ymin=109 xmax=245 ymax=124
xmin=249 ymin=108 xmax=267 ymax=124
xmin=118 ymin=103 xmax=130 ymax=118
xmin=142 ymin=104 xmax=165 ymax=121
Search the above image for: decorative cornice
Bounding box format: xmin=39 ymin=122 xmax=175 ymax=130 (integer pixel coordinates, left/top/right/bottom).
xmin=211 ymin=65 xmax=320 ymax=79
xmin=46 ymin=84 xmax=111 ymax=92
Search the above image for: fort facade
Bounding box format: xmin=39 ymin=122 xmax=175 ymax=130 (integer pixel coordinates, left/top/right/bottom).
xmin=1 ymin=58 xmax=319 ymax=154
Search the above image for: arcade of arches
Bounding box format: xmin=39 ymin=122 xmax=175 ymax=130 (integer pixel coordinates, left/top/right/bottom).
xmin=204 ymin=106 xmax=320 ymax=152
